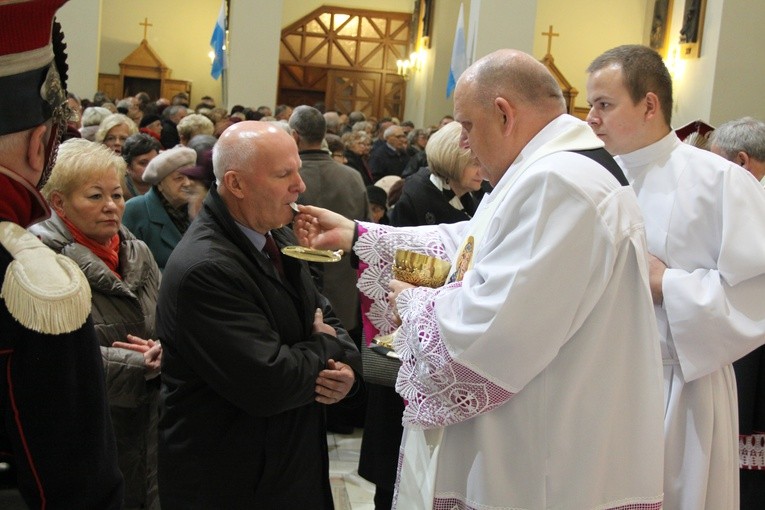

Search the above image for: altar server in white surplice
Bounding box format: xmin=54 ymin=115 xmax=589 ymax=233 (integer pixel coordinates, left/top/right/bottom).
xmin=587 ymin=45 xmax=765 ymax=510
xmin=295 ymin=49 xmax=665 ymax=510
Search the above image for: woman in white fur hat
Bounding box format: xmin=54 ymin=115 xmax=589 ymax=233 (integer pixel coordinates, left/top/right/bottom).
xmin=122 ymin=145 xmax=196 ymax=270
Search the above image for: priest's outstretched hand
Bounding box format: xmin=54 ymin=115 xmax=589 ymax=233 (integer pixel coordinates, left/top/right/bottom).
xmin=388 ymin=278 xmax=415 ymax=325
xmin=294 ymin=205 xmax=355 ymax=252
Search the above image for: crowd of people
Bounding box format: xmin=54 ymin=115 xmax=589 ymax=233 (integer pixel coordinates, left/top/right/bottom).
xmin=2 ymin=1 xmax=765 ymax=510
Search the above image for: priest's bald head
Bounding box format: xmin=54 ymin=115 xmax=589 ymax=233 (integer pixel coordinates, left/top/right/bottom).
xmin=453 ymin=49 xmax=566 ymax=186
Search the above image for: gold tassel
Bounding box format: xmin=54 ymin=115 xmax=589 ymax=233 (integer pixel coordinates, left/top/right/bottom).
xmin=1 ymin=222 xmax=91 ymax=335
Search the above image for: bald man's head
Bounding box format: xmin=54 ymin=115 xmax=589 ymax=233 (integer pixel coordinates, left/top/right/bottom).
xmin=213 ymin=121 xmax=304 ymax=233
xmin=460 ymin=49 xmax=566 ymax=116
xmin=214 ymin=121 xmax=296 ymax=184
xmin=453 ymin=49 xmax=566 ymax=185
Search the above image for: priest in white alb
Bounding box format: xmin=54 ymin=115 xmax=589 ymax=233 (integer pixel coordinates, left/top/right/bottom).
xmin=296 ymin=49 xmax=665 ymax=510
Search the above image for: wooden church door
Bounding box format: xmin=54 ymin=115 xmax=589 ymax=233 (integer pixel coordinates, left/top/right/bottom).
xmin=279 ymin=7 xmax=410 ymax=119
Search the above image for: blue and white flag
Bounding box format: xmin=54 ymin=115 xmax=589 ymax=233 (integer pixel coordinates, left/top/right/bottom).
xmin=210 ymin=1 xmax=226 ymax=79
xmin=446 ymin=3 xmax=466 ymax=98
xmin=467 ymin=0 xmax=481 ymax=67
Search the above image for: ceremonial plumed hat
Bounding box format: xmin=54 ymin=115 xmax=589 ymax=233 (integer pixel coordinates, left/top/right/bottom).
xmin=142 ymin=146 xmax=197 ymax=185
xmin=0 ymin=0 xmax=71 ymax=136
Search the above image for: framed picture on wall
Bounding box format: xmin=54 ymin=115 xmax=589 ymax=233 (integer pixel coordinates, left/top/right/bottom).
xmin=649 ymin=0 xmax=673 ymax=57
xmin=678 ymin=0 xmax=707 ymax=58
xmin=410 ymin=0 xmax=434 ymax=50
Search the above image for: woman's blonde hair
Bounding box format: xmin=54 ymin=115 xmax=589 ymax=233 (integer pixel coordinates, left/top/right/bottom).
xmin=81 ymin=106 xmax=112 ymax=127
xmin=94 ymin=113 xmax=138 ymax=143
xmin=425 ymin=121 xmax=474 ymax=182
xmin=41 ymin=139 xmax=127 ymax=201
xmin=177 ymin=113 xmax=215 ymax=143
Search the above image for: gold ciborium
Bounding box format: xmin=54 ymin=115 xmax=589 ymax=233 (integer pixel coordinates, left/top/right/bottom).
xmin=392 ymin=249 xmax=451 ymax=288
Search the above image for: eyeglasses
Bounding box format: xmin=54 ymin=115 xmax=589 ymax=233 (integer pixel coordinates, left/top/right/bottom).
xmin=394 ymin=134 xmax=407 ymax=139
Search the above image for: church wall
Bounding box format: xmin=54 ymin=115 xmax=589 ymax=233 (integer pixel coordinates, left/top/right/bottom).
xmin=227 ymin=0 xmax=282 ymax=110
xmin=415 ymin=0 xmax=763 ymax=129
xmin=406 ymin=0 xmax=649 ymax=128
xmin=406 ymin=0 xmax=540 ymax=129
xmin=64 ymin=0 xmax=765 ymax=130
xmin=58 ymin=0 xmax=103 ymax=103
xmin=709 ymin=0 xmax=765 ymax=124
xmin=95 ymin=0 xmax=417 ymax=110
xmin=667 ymin=0 xmax=720 ymax=127
xmin=532 ymin=0 xmax=649 ymax=113
xmin=98 ymin=0 xmax=222 ymax=107
xmin=403 ymin=0 xmax=480 ymax=129
xmin=472 ymin=0 xmax=538 ymax=59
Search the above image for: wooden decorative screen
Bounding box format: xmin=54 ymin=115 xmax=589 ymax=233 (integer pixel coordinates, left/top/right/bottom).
xmin=279 ymin=6 xmax=411 ymax=120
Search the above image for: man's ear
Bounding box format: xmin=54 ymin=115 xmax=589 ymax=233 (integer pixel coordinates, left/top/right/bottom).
xmin=644 ymin=92 xmax=661 ymax=121
xmin=26 ymin=123 xmax=49 ymax=174
xmin=736 ymin=151 xmax=751 ymax=170
xmin=223 ymin=170 xmax=245 ymax=198
xmin=495 ymin=97 xmax=516 ymax=137
xmin=49 ymin=190 xmax=66 ymax=217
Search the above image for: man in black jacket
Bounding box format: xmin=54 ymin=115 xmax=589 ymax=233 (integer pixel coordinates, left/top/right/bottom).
xmin=291 ymin=105 xmax=369 ymax=434
xmin=159 ymin=104 xmax=187 ymax=149
xmin=157 ymin=121 xmax=361 ymax=509
xmin=368 ymin=124 xmax=411 ymax=181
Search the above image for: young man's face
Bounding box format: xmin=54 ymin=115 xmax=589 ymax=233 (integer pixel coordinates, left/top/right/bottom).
xmin=586 ymin=64 xmax=649 ymax=156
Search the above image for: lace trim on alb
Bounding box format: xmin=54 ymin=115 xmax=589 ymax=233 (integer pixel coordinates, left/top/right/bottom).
xmin=394 ymin=284 xmax=515 ymax=429
xmin=740 ymin=434 xmax=765 ymax=470
xmin=355 ymin=222 xmax=447 ymax=337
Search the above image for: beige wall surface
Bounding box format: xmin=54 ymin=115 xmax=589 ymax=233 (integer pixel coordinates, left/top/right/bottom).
xmin=666 ymin=0 xmax=719 ymax=127
xmin=710 ymin=0 xmax=765 ymax=125
xmin=532 ymin=0 xmax=649 ymax=113
xmin=407 ymin=0 xmax=648 ymax=126
xmin=227 ymin=0 xmax=283 ymax=109
xmin=409 ymin=0 xmax=540 ymax=128
xmin=403 ymin=0 xmax=469 ymax=128
xmin=99 ymin=0 xmax=223 ymax=106
xmin=96 ymin=0 xmax=413 ymax=108
xmin=58 ymin=0 xmax=102 ymax=103
xmin=64 ymin=0 xmax=763 ymax=128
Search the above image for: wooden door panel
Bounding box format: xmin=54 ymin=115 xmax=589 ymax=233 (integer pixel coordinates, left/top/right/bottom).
xmin=381 ymin=76 xmax=405 ymax=120
xmin=327 ymin=70 xmax=379 ymax=117
xmin=279 ymin=7 xmax=411 ymax=119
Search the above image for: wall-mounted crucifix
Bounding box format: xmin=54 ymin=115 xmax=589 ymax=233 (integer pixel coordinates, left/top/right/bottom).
xmin=542 ymin=25 xmax=559 ymax=56
xmin=139 ymin=17 xmax=153 ymax=41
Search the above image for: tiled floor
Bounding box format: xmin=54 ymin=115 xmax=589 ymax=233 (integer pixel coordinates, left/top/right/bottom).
xmin=328 ymin=428 xmax=377 ymax=510
xmin=0 ymin=431 xmax=377 ymax=510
